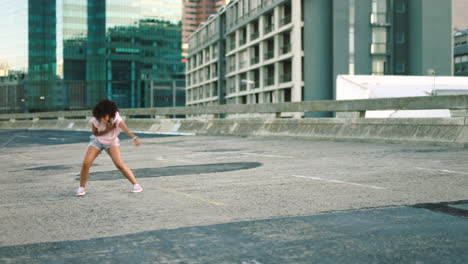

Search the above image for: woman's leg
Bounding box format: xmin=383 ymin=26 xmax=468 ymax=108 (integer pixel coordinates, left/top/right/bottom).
xmin=107 ymin=145 xmax=138 ymax=184
xmin=80 ymin=146 xmax=101 ymax=187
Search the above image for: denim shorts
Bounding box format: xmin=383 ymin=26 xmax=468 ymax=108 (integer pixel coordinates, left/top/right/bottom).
xmin=88 ymin=136 xmax=120 ymax=153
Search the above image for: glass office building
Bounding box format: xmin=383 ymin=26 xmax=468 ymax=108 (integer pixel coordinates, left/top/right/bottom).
xmin=0 ymin=0 xmax=185 ymax=113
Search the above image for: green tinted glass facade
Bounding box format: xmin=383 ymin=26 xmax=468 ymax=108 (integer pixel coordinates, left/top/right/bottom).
xmin=0 ymin=0 xmax=184 ymax=112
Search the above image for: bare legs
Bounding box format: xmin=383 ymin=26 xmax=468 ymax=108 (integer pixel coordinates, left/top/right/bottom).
xmin=80 ymin=146 xmax=100 ymax=188
xmin=79 ymin=145 xmax=138 ymax=188
xmin=107 ymin=146 xmax=139 ymax=185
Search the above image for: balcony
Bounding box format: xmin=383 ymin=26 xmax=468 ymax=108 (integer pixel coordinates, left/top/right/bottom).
xmin=280 ymin=16 xmax=292 ymax=27
xmin=239 ymin=38 xmax=246 ymax=47
xmin=251 ymin=32 xmax=260 ymax=40
xmin=280 ymin=44 xmax=291 ymax=55
xmin=264 ymin=24 xmax=274 ymax=34
xmin=370 ymin=13 xmax=390 ymax=26
xmin=265 ymin=76 xmax=275 ymax=86
xmin=239 ymin=60 xmax=247 ymax=69
xmin=370 ymin=43 xmax=391 ymax=55
xmin=239 ymin=82 xmax=247 ymax=91
xmin=280 ymin=72 xmax=292 ymax=83
xmin=229 ymin=41 xmax=236 ymax=51
xmin=251 ymin=57 xmax=260 ymax=65
xmin=264 ymin=50 xmax=275 ymax=60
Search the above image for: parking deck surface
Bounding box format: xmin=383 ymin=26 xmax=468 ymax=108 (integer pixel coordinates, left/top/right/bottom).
xmin=1 ymin=129 xmax=467 ymax=263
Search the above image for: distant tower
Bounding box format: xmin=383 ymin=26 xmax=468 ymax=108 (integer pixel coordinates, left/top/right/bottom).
xmin=182 ymin=0 xmax=226 ymax=58
xmin=453 ymin=0 xmax=468 ymax=31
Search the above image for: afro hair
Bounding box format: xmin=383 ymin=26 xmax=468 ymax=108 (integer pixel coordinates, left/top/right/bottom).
xmin=92 ymin=99 xmax=118 ymax=120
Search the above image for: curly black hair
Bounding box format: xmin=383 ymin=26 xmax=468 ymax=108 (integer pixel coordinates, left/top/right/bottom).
xmin=92 ymin=99 xmax=118 ymax=120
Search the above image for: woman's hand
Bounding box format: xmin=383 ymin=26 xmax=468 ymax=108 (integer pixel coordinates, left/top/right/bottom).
xmin=134 ymin=137 xmax=141 ymax=147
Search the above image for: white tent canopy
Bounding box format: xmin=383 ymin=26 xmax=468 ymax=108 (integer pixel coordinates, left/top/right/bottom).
xmin=336 ymin=75 xmax=468 ymax=118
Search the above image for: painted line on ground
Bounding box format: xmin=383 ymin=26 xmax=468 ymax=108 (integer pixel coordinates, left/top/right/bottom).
xmin=0 ymin=135 xmax=17 ymax=148
xmin=241 ymin=152 xmax=293 ymax=159
xmin=415 ymin=167 xmax=468 ymax=175
xmin=159 ymin=187 xmax=225 ymax=206
xmin=156 ymin=156 xmax=198 ymax=164
xmin=291 ymin=175 xmax=386 ymax=190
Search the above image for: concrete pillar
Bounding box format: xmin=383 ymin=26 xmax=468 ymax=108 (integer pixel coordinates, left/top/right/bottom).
xmin=217 ymin=14 xmax=225 ymax=105
xmin=408 ymin=0 xmax=452 ymax=76
xmin=291 ymin=0 xmax=302 ymax=102
xmin=259 ymin=13 xmax=265 ymax=90
xmin=131 ymin=61 xmax=135 ymax=108
xmin=354 ymin=0 xmax=372 ymax=75
xmin=107 ymin=60 xmax=112 ymax=99
xmin=303 ymin=0 xmax=333 ymax=117
xmin=332 ymin=0 xmax=350 ymax=97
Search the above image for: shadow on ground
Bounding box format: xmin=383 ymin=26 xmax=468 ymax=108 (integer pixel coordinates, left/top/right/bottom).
xmin=0 ymin=130 xmax=179 ymax=148
xmin=1 ymin=204 xmax=467 ymax=264
xmin=76 ymin=162 xmax=263 ymax=181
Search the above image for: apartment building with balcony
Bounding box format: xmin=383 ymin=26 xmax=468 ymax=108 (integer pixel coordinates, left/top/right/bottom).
xmin=187 ymin=0 xmax=302 ymax=106
xmin=186 ymin=0 xmax=452 ymax=110
xmin=454 ymin=30 xmax=468 ymax=76
xmin=182 ymin=0 xmax=227 ymax=58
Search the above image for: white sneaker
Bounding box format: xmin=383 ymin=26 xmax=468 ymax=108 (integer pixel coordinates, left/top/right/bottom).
xmin=76 ymin=186 xmax=86 ymax=196
xmin=132 ymin=184 xmax=143 ymax=193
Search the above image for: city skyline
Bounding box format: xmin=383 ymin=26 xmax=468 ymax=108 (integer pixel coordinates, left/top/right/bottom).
xmin=0 ymin=0 xmax=185 ymax=112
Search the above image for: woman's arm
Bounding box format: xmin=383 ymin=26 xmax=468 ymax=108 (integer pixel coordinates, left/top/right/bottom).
xmin=92 ymin=123 xmax=116 ymax=136
xmin=119 ymin=121 xmax=141 ymax=146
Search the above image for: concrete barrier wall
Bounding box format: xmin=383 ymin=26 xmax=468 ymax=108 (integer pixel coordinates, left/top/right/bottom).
xmin=1 ymin=117 xmax=467 ymax=147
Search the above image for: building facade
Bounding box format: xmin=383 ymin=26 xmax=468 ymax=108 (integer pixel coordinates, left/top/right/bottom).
xmin=454 ymin=30 xmax=468 ymax=76
xmin=182 ymin=0 xmax=226 ymax=58
xmin=0 ymin=0 xmax=185 ymax=113
xmin=187 ymin=0 xmax=301 ymax=107
xmin=186 ymin=0 xmax=452 ymax=111
xmin=453 ymin=0 xmax=468 ymax=31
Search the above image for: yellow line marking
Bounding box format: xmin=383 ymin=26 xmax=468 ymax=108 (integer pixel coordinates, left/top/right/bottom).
xmin=159 ymin=187 xmax=225 ymax=206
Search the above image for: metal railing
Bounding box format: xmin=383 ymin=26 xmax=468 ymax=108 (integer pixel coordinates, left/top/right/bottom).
xmin=264 ymin=76 xmax=275 ymax=86
xmin=239 ymin=38 xmax=247 ymax=46
xmin=251 ymin=57 xmax=260 ymax=65
xmin=251 ymin=32 xmax=259 ymax=40
xmin=264 ymin=24 xmax=274 ymax=34
xmin=280 ymin=16 xmax=292 ymax=27
xmin=264 ymin=50 xmax=275 ymax=60
xmin=280 ymin=72 xmax=292 ymax=83
xmin=1 ymin=95 xmax=467 ymax=120
xmin=281 ymin=44 xmax=291 ymax=55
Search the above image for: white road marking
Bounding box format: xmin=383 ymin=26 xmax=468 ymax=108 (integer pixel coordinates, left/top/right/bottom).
xmin=292 ymin=175 xmax=386 ymax=190
xmin=415 ymin=167 xmax=468 ymax=175
xmin=156 ymin=156 xmax=198 ymax=164
xmin=48 ymin=137 xmax=65 ymax=141
xmin=0 ymin=135 xmax=17 ymax=148
xmin=241 ymin=152 xmax=293 ymax=159
xmin=175 ymin=159 xmax=198 ymax=164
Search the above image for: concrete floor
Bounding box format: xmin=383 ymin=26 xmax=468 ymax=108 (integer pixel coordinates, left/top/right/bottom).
xmin=0 ymin=129 xmax=467 ymax=263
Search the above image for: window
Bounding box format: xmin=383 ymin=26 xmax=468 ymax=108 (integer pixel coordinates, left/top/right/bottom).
xmin=395 ymin=2 xmax=405 ymax=13
xmin=396 ymin=31 xmax=405 ymax=44
xmin=396 ymin=62 xmax=406 ymax=73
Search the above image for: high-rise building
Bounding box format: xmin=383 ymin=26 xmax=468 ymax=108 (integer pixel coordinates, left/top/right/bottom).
xmin=182 ymin=0 xmax=226 ymax=58
xmin=186 ymin=0 xmax=452 ymax=113
xmin=453 ymin=0 xmax=468 ymax=31
xmin=0 ymin=0 xmax=185 ymax=112
xmin=454 ymin=30 xmax=468 ymax=76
